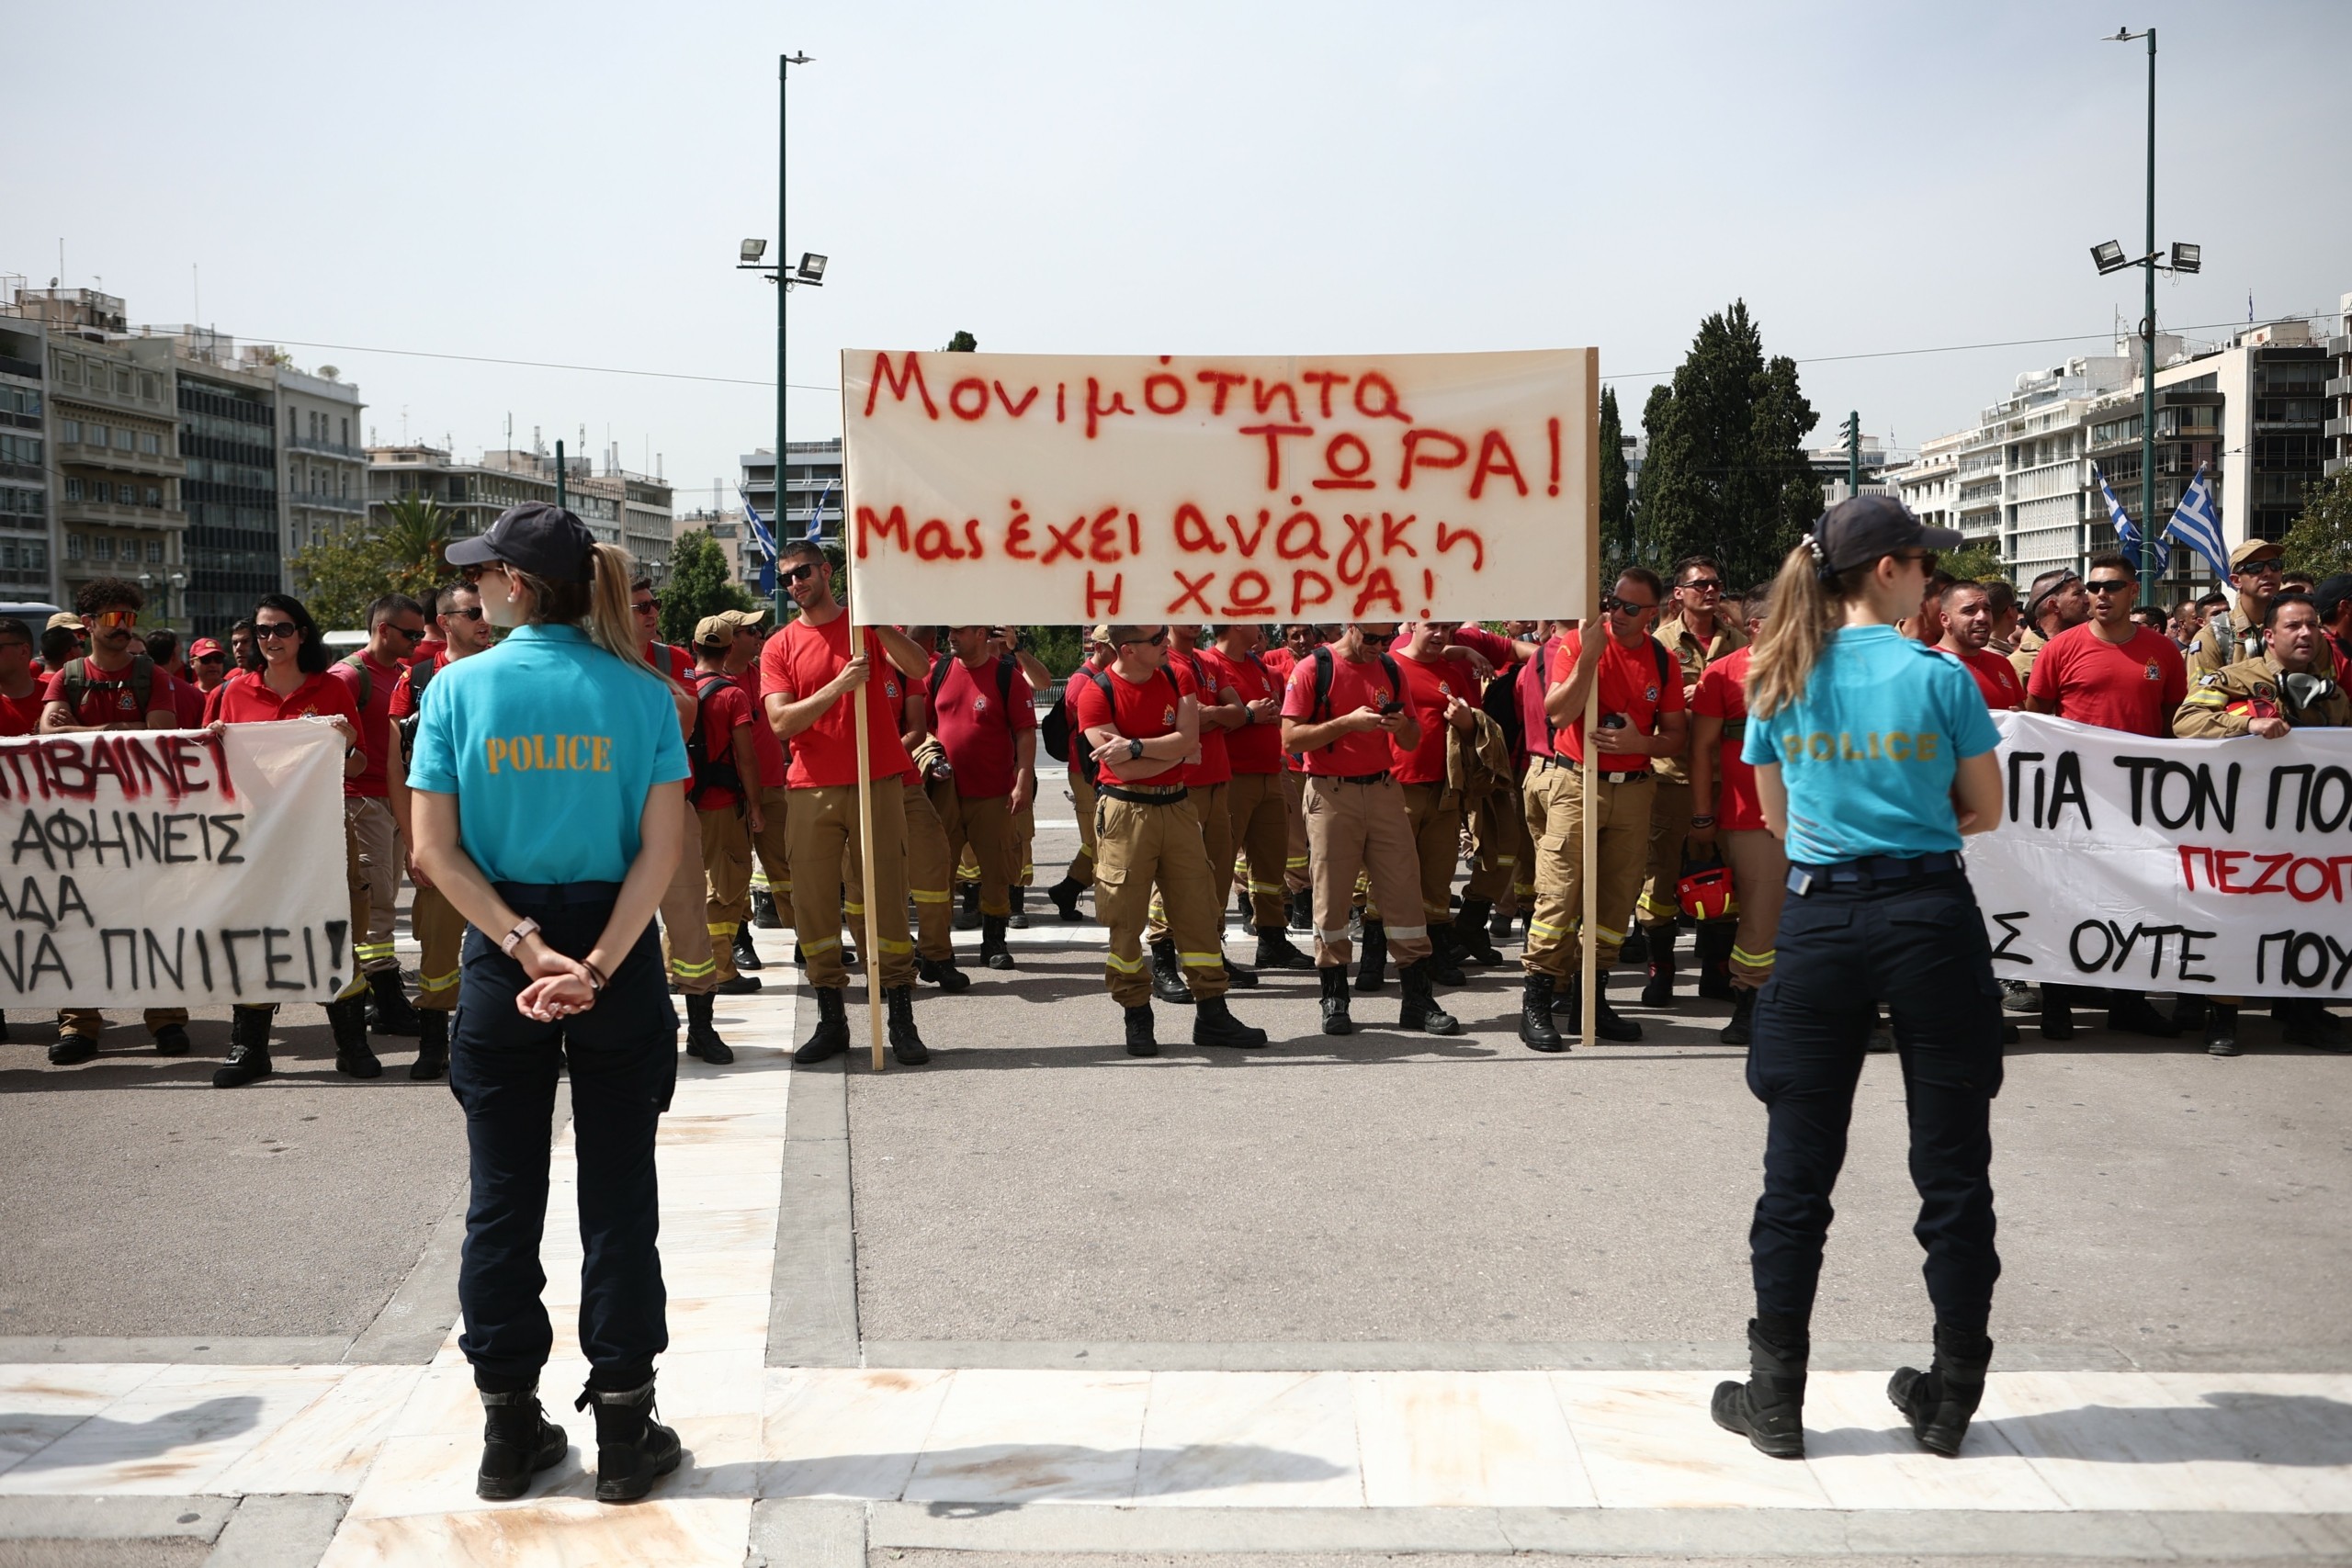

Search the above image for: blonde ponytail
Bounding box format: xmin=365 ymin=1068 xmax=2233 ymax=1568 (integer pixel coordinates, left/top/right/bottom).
xmin=584 ymin=543 xmax=654 ymax=678
xmin=1744 ymin=540 xmax=1871 ymax=718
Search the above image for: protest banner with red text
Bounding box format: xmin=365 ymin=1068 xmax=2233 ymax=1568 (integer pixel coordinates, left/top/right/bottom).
xmin=1 ymin=722 xmax=352 ymax=1008
xmin=1965 ymin=711 xmax=2352 ymax=998
xmin=840 ymin=348 xmax=1595 ymax=626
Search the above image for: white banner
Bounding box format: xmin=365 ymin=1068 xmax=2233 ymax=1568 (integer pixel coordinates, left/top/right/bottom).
xmin=1965 ymin=711 xmax=2352 ymax=998
xmin=840 ymin=348 xmax=1595 ymax=626
xmin=0 ymin=723 xmax=353 ymax=1009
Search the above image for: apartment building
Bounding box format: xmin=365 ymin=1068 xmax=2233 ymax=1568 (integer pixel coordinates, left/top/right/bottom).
xmin=741 ymin=439 xmax=842 ymax=542
xmin=277 ymin=362 xmax=369 ymax=559
xmin=134 ymin=333 xmax=281 ymax=632
xmin=367 ymin=442 xmax=673 ymax=577
xmin=2327 ymin=292 xmax=2352 ymax=481
xmin=0 ymin=306 xmax=53 ymax=604
xmin=1891 ymin=430 xmax=1962 ymax=536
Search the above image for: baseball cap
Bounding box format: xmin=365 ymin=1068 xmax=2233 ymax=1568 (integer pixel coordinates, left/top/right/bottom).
xmin=1087 ymin=624 xmax=1112 ymax=645
xmin=693 ymin=614 xmax=738 ymax=648
xmin=2229 ymin=537 xmax=2284 ymax=570
xmin=2313 ymin=574 xmax=2352 ymax=626
xmin=46 ymin=612 xmax=85 ymax=633
xmin=719 ymin=607 xmax=768 ymax=632
xmin=2025 ymin=568 xmax=2083 ymax=623
xmin=445 ymin=502 xmax=596 ymax=582
xmin=1812 ymin=494 xmax=1962 ymax=575
xmin=189 ymin=637 xmax=225 ymax=660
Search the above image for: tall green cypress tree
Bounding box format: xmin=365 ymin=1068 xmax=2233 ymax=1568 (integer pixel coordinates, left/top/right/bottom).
xmin=1598 ymin=385 xmax=1632 ymax=567
xmin=1634 ymin=300 xmax=1822 ymax=588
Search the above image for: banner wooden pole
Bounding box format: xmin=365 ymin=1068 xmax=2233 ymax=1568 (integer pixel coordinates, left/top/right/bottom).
xmin=1579 ymin=347 xmax=1601 ymax=1049
xmin=851 ymin=674 xmax=886 ymax=1072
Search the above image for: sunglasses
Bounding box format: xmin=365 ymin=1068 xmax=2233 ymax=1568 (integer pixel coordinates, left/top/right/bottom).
xmin=92 ymin=609 xmax=139 ymax=629
xmin=254 ymin=622 xmax=301 ymax=640
xmin=1679 ymin=578 xmax=1723 ymax=593
xmin=459 ymin=561 xmax=509 ymax=584
xmin=2241 ymin=560 xmax=2282 ymax=576
xmin=780 ymin=562 xmax=823 ymax=586
xmin=1895 ymin=549 xmax=1939 ymax=573
xmin=194 ymin=653 xmax=226 ymax=664
xmin=631 ymin=597 xmax=661 ymax=614
xmin=384 ymin=623 xmax=427 ymax=642
xmin=1603 ymin=596 xmax=1657 ymax=615
xmin=447 ymin=605 xmax=486 ymax=622
xmin=2086 ymin=579 xmax=2136 ymax=595
xmin=1121 ymin=629 xmax=1170 ymax=647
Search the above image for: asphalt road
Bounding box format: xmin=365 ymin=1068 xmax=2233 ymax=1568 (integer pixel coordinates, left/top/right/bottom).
xmin=846 ymin=819 xmax=2352 ymax=1353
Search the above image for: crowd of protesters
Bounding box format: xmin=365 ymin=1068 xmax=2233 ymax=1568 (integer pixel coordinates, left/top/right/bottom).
xmin=5 ymin=510 xmax=2348 ymax=1075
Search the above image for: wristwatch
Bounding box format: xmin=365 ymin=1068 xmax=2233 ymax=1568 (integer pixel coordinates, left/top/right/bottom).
xmin=500 ymin=918 xmax=541 ymax=956
xmin=1126 ymin=738 xmax=1145 ymax=761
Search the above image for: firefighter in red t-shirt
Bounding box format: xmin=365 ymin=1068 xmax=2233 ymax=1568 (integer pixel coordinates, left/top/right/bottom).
xmin=1069 ymin=625 xmax=1268 ymax=1057
xmin=1268 ymin=624 xmax=1327 ymax=929
xmin=628 ymin=578 xmax=728 ymax=1045
xmin=1388 ymin=622 xmax=1484 ymax=986
xmin=1689 ymin=592 xmax=1783 ymax=1046
xmin=687 ymin=613 xmax=768 ymax=1007
xmin=928 ymin=625 xmax=1039 ymax=972
xmin=1522 ymin=570 xmax=1688 ymax=1051
xmin=1201 ymin=623 xmax=1315 ymax=971
xmin=1449 ymin=619 xmax=1544 ymax=954
xmin=1281 ymin=622 xmax=1460 ymax=1039
xmin=1041 ymin=630 xmax=1116 ymax=921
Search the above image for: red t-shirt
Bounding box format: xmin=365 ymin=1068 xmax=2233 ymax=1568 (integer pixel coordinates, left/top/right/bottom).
xmin=931 ymin=654 xmax=1036 ymax=799
xmin=1520 ymin=634 xmax=1563 ymax=760
xmin=328 ymin=650 xmax=401 ymax=798
xmin=1546 ymin=629 xmax=1686 ymax=769
xmin=386 ymin=649 xmax=448 ymax=722
xmin=1451 ymin=624 xmax=1521 ymax=680
xmin=646 ymin=640 xmax=695 ymax=687
xmin=1263 ymin=647 xmax=1310 ymax=773
xmin=1069 ymin=661 xmax=1189 ymax=786
xmin=688 ymin=671 xmax=757 ymax=810
xmin=2026 ymin=624 xmax=2187 ymax=737
xmin=204 ymin=668 xmax=362 ymax=728
xmin=162 ymin=670 xmax=205 ymax=728
xmin=1063 ymin=667 xmax=1104 ymax=778
xmin=1168 ymin=647 xmax=1230 ymax=788
xmin=41 ymin=658 xmax=177 ymax=729
xmin=1200 ymin=645 xmax=1283 ymax=775
xmin=741 ymin=647 xmax=789 ymax=794
xmin=0 ymin=686 xmax=45 ymax=735
xmin=1281 ymin=649 xmax=1401 ymax=777
xmin=1390 ymin=649 xmax=1465 ymax=785
xmin=1940 ymin=645 xmax=2023 ymax=711
xmin=1690 ymin=646 xmax=1764 ymax=832
xmin=763 ymin=615 xmax=915 ymax=789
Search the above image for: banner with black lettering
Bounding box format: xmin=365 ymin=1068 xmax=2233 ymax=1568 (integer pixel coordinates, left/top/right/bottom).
xmin=1966 ymin=711 xmax=2352 ymax=999
xmin=1 ymin=723 xmax=352 ymax=1008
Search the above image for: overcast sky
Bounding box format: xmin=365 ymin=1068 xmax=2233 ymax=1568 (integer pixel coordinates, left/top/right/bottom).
xmin=15 ymin=0 xmax=2348 ymax=513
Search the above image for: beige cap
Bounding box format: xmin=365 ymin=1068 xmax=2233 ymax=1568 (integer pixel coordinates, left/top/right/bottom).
xmin=46 ymin=612 xmax=85 ymax=633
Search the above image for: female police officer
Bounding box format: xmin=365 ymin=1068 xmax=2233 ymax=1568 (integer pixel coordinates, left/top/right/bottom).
xmin=1710 ymin=494 xmax=2007 ymax=1462
xmin=408 ymin=502 xmax=691 ymax=1504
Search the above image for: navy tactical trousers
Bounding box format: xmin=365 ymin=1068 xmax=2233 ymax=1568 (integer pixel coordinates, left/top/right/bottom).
xmin=449 ymin=882 xmax=677 ymax=1392
xmin=1747 ymin=868 xmax=2004 ymax=1334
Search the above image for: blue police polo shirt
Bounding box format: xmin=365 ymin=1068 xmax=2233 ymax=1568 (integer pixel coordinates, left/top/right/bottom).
xmin=1742 ymin=624 xmax=2000 ymax=865
xmin=408 ymin=624 xmax=688 ymax=886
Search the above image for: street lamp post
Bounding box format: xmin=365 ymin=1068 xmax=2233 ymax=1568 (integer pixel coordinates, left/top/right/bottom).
xmin=2089 ymin=28 xmax=2200 ymax=609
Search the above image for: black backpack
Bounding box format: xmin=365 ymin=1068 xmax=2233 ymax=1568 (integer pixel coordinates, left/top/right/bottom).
xmin=61 ymin=653 xmax=155 ymax=719
xmin=684 ymin=673 xmax=746 ymax=807
xmin=394 ymin=657 xmax=439 ymax=758
xmin=1073 ymin=665 xmax=1182 ymax=787
xmin=929 ymin=652 xmax=1019 ymax=731
xmin=1306 ymin=644 xmax=1404 ymax=724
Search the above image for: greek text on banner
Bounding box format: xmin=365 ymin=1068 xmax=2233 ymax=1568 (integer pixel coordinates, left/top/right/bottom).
xmin=841 ymin=348 xmax=1594 ymax=626
xmin=1964 ymin=711 xmax=2352 ymax=998
xmin=0 ymin=723 xmax=355 ymax=1008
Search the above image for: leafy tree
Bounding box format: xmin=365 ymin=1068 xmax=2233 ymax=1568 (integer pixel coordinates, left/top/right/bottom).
xmin=1598 ymin=386 xmax=1632 ymax=565
xmin=2281 ymin=468 xmax=2352 ymax=581
xmin=661 ymin=528 xmax=755 ymax=644
xmin=1941 ymin=543 xmax=2005 ymax=584
xmin=943 ymin=331 xmax=978 ymax=353
xmin=1634 ymin=300 xmax=1822 ymax=587
xmin=287 ymin=494 xmax=451 ymax=630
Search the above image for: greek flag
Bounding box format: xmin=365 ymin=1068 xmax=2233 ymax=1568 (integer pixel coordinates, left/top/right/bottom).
xmin=2163 ymin=464 xmax=2228 ymax=581
xmin=2094 ymin=466 xmax=2141 ymax=558
xmin=739 ymin=488 xmax=779 ymax=596
xmin=808 ymin=480 xmax=834 ymax=541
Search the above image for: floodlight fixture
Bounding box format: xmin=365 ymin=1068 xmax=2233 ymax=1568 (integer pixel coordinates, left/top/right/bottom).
xmin=2090 ymin=240 xmax=2130 ymax=275
xmin=796 ymin=253 xmax=828 ymax=284
xmin=741 ymin=238 xmax=768 ymax=264
xmin=2169 ymin=241 xmax=2200 ymax=275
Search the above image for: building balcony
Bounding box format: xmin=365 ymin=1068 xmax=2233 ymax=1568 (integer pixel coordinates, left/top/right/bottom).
xmin=288 ymin=492 xmax=366 ymax=514
xmin=2326 ymin=376 xmax=2351 ymax=400
xmin=288 ymin=434 xmax=363 ymax=460
xmin=59 ymin=498 xmax=186 ymax=530
xmin=0 ymin=355 xmax=40 ymax=382
xmin=2326 ymin=416 xmax=2349 ymax=439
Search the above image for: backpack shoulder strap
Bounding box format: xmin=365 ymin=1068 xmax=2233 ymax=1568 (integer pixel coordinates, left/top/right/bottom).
xmin=62 ymin=655 xmax=89 ymax=712
xmin=996 ymin=652 xmax=1018 ymax=726
xmin=1381 ymin=652 xmax=1403 ymax=698
xmin=928 ymin=652 xmax=951 ymax=705
xmin=129 ymin=653 xmax=153 ymax=712
xmin=1310 ymin=645 xmax=1335 ymax=722
xmin=1650 ymin=637 xmax=1674 ymax=693
xmin=336 ymin=651 xmax=371 ymax=710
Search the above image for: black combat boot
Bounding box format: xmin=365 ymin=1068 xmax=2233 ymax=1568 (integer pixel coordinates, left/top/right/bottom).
xmin=1720 ymin=988 xmax=1758 ymax=1047
xmin=1150 ymin=941 xmax=1193 ymax=1005
xmin=684 ymin=993 xmax=733 ymax=1065
xmin=153 ymin=1022 xmax=191 ymax=1056
xmin=1490 ymin=902 xmax=1519 ymax=942
xmin=1222 ymin=953 xmax=1258 ymax=987
xmin=1713 ymin=1316 xmax=1810 ymax=1460
xmin=412 ymin=1009 xmax=450 ymax=1079
xmin=368 ymin=968 xmax=421 ymax=1036
xmin=1639 ymin=942 xmax=1678 ymax=1008
xmin=49 ymin=1029 xmax=97 ymax=1066
xmin=475 ymin=1383 xmax=568 ymax=1501
xmin=0 ymin=1010 xmax=9 ymax=1043
xmin=1399 ymin=959 xmax=1461 ymax=1036
xmin=1193 ymin=996 xmax=1268 ymax=1050
xmin=885 ymin=986 xmax=929 ymax=1065
xmin=1889 ymin=1325 xmax=1994 ymax=1458
xmin=1046 ymin=876 xmax=1087 ymax=922
xmin=2107 ymin=990 xmax=2179 ymax=1039
xmin=1353 ymin=918 xmax=1389 ymax=992
xmin=1618 ymin=923 xmax=1650 ymax=966
xmin=1429 ymin=924 xmax=1467 ymax=987
xmin=980 ymin=914 xmax=1016 ymax=971
xmin=732 ymin=929 xmax=763 ymax=972
xmin=2040 ymin=982 xmax=2075 ymax=1041
xmin=1557 ymin=972 xmax=1644 ymax=1042
xmin=2282 ymin=999 xmax=2348 ymax=1051
xmin=1124 ymin=1004 xmax=1158 ymax=1057
xmin=954 ymin=885 xmax=981 ymax=931
xmin=1288 ymin=887 xmax=1313 ymax=931
xmin=1520 ymin=974 xmax=1564 ymax=1052
xmin=2204 ymin=1000 xmax=2240 ymax=1057
xmin=751 ymin=887 xmax=783 ymax=929
xmin=915 ymin=953 xmax=971 ymax=993
xmin=1695 ymin=921 xmax=1736 ymax=1001
xmin=575 ymin=1379 xmax=681 ymax=1504
xmin=211 ymin=1006 xmax=275 ymax=1089
xmin=1008 ymin=886 xmax=1030 ymax=930
xmin=795 ymin=987 xmax=850 ymax=1065
xmin=1318 ymin=966 xmax=1352 ymax=1036
xmin=1252 ymin=926 xmax=1316 ymax=970
xmin=330 ymin=995 xmax=382 ymax=1078
xmin=1453 ymin=900 xmax=1506 ymax=965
